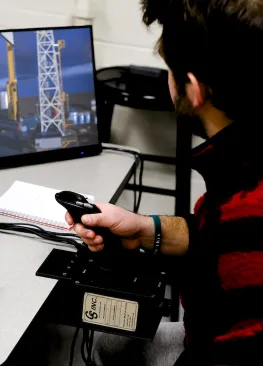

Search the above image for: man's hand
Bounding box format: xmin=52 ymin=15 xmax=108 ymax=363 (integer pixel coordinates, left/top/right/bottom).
xmin=65 ymin=203 xmax=154 ymax=252
xmin=66 ymin=203 xmax=189 ymax=255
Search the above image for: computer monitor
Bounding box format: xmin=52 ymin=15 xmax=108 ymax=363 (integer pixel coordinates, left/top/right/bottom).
xmin=0 ymin=25 xmax=101 ymax=169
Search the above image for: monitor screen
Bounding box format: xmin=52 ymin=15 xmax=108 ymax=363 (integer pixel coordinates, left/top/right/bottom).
xmin=0 ymin=25 xmax=101 ymax=169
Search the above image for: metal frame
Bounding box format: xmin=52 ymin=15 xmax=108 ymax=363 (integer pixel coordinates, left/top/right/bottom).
xmin=36 ymin=30 xmax=65 ymax=136
xmin=110 ymin=161 xmax=138 ymax=204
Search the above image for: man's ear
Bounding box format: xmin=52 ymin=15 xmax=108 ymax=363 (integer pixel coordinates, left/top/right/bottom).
xmin=186 ymin=72 xmax=206 ymax=108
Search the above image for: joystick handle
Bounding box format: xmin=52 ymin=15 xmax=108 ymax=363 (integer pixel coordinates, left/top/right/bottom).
xmin=55 ymin=191 xmax=123 ymax=254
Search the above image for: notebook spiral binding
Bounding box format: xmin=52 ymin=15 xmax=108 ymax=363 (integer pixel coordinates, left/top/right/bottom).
xmin=0 ymin=208 xmax=69 ymax=230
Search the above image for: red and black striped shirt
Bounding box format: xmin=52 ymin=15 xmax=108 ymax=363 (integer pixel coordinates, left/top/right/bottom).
xmin=177 ymin=123 xmax=263 ymax=366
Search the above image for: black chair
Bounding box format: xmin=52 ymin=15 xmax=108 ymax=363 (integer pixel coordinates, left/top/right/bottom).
xmin=96 ymin=65 xmax=192 ymax=321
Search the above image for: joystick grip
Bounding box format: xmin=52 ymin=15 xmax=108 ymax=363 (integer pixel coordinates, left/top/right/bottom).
xmin=55 ymin=191 xmax=123 ymax=254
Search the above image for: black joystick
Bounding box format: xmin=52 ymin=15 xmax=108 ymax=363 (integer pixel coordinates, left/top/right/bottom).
xmin=55 ymin=191 xmax=127 ymax=271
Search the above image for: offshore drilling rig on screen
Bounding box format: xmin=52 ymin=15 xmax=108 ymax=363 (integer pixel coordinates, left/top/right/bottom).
xmin=37 ymin=30 xmax=66 ymax=136
xmin=0 ymin=31 xmax=66 ymax=133
xmin=0 ymin=30 xmax=97 ymax=155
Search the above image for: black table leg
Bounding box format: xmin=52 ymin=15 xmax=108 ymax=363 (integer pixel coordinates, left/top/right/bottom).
xmin=98 ymin=100 xmax=115 ymax=143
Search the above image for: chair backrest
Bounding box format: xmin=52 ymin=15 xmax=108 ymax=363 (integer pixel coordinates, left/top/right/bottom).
xmin=96 ymin=65 xmax=174 ymax=112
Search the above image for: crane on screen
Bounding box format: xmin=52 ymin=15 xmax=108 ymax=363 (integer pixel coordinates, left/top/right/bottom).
xmin=0 ymin=32 xmax=19 ymax=123
xmin=36 ymin=30 xmax=66 ymax=136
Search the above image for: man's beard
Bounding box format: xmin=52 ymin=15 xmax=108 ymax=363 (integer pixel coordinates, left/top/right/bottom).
xmin=174 ymin=93 xmax=208 ymax=140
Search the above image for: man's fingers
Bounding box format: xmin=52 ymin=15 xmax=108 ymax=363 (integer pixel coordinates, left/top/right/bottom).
xmin=82 ymin=237 xmax=104 ymax=252
xmin=93 ymin=235 xmax=104 ymax=244
xmin=74 ymin=224 xmax=96 ymax=239
xmin=65 ymin=212 xmax=74 ymax=225
xmin=82 ymin=235 xmax=104 ymax=246
xmin=88 ymin=244 xmax=104 ymax=252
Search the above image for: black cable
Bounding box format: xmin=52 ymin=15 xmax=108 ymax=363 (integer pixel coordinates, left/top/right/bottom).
xmin=8 ymin=223 xmax=80 ymax=239
xmin=133 ymin=164 xmax=137 ymax=213
xmin=0 ymin=222 xmax=79 ymax=238
xmin=81 ymin=328 xmax=87 ymax=364
xmin=102 ymin=146 xmax=140 ymax=160
xmin=0 ymin=225 xmax=76 ymax=246
xmin=135 ymin=158 xmax=144 ymax=214
xmin=87 ymin=330 xmax=94 ymax=365
xmin=0 ymin=223 xmax=83 ymax=250
xmin=69 ymin=326 xmax=80 ymax=366
xmin=84 ymin=328 xmax=95 ymax=366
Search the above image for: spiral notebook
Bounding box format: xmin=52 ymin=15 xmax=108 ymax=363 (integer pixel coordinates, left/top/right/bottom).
xmin=0 ymin=181 xmax=94 ymax=230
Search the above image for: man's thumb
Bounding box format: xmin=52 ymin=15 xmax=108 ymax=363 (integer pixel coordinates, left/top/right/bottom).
xmin=82 ymin=213 xmax=106 ymax=227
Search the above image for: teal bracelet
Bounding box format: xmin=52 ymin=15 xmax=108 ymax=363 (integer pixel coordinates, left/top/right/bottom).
xmin=151 ymin=215 xmax=162 ymax=255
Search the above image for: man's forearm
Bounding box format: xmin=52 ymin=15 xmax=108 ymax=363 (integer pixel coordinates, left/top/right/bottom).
xmin=139 ymin=215 xmax=190 ymax=256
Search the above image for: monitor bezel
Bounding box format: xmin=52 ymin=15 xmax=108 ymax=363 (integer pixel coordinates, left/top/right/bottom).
xmin=0 ymin=25 xmax=102 ymax=170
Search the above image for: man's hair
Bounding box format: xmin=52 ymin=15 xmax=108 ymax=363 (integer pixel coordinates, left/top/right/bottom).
xmin=141 ymin=0 xmax=263 ymax=124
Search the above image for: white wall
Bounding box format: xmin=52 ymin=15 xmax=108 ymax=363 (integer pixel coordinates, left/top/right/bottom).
xmin=92 ymin=0 xmax=164 ymax=69
xmin=0 ymin=0 xmax=163 ymax=68
xmin=0 ymin=0 xmax=205 ymax=215
xmin=0 ymin=0 xmax=78 ymax=28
